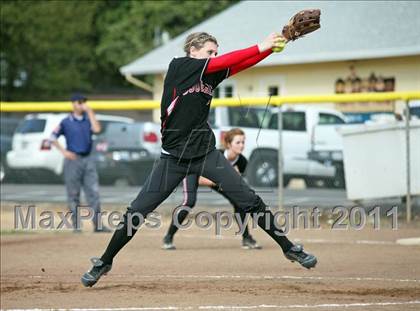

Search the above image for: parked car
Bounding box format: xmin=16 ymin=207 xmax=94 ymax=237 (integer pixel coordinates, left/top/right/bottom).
xmin=210 ymin=105 xmax=347 ymax=187
xmin=6 ymin=113 xmax=134 ymax=183
xmin=94 ymin=122 xmax=161 ymax=185
xmin=0 ymin=117 xmax=21 ymax=182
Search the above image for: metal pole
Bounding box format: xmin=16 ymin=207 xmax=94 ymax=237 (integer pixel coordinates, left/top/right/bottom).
xmin=404 ymin=100 xmax=411 ymax=223
xmin=278 ymin=106 xmax=283 ymax=211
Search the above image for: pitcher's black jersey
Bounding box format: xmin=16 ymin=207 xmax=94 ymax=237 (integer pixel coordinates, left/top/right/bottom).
xmin=160 ymin=57 xmax=228 ymax=159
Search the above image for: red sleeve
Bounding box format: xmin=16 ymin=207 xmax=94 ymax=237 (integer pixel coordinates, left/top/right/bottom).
xmin=229 ymin=49 xmax=272 ymax=76
xmin=205 ymin=45 xmax=260 ymax=74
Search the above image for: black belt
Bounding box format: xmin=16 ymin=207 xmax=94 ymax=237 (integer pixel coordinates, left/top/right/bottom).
xmin=76 ymin=151 xmax=91 ymax=157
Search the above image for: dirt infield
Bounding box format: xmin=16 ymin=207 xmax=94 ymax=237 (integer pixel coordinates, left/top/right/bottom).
xmin=1 ymin=203 xmax=420 ymax=310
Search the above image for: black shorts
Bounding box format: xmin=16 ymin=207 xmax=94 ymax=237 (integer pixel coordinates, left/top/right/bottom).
xmin=128 ymin=149 xmax=266 ymax=217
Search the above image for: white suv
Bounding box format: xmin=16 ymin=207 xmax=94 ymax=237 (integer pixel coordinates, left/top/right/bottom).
xmin=210 ymin=105 xmax=346 ymax=187
xmin=6 ymin=113 xmax=134 ymax=180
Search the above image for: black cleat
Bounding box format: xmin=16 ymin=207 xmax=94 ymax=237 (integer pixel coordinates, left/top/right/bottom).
xmin=242 ymin=235 xmax=262 ymax=250
xmin=162 ymin=235 xmax=176 ymax=250
xmin=81 ymin=257 xmax=112 ymax=287
xmin=284 ymin=244 xmax=317 ymax=269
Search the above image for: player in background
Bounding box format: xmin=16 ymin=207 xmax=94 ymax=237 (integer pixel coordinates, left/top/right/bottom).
xmin=162 ymin=128 xmax=261 ymax=250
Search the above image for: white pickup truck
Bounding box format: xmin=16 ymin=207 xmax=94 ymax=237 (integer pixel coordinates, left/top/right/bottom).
xmin=210 ymin=105 xmax=346 ymax=188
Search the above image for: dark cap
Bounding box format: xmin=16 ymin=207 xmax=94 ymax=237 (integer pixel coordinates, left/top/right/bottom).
xmin=70 ymin=93 xmax=87 ymax=102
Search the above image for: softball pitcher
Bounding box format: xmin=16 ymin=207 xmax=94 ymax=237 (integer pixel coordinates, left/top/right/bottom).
xmin=82 ymin=13 xmax=321 ymax=286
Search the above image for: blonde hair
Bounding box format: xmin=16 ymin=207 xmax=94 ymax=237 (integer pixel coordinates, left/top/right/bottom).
xmin=223 ymin=128 xmax=245 ymax=149
xmin=184 ymin=32 xmax=218 ymax=56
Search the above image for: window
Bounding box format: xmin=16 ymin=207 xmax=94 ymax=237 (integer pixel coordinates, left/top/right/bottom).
xmin=213 ymin=88 xmax=220 ymax=98
xmin=409 ymin=106 xmax=420 ymax=119
xmin=254 ymin=107 xmax=273 ymax=128
xmin=228 ymin=107 xmax=261 ymax=128
xmin=268 ymin=112 xmax=306 ymax=131
xmin=268 ymin=86 xmax=279 ymax=96
xmin=318 ymin=113 xmax=345 ymax=125
xmin=99 ymin=121 xmax=127 ymax=135
xmin=16 ymin=119 xmax=46 ymax=134
xmin=224 ymin=85 xmax=233 ymax=98
xmin=217 ymin=82 xmax=234 ymax=98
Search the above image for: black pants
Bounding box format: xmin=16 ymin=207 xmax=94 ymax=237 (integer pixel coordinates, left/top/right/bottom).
xmin=101 ymin=149 xmax=293 ymax=264
xmin=165 ymin=173 xmax=252 ymax=239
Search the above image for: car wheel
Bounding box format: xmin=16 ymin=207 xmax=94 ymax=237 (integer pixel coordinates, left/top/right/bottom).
xmin=305 ymin=177 xmax=319 ymax=188
xmin=333 ymin=165 xmax=346 ymax=189
xmin=248 ymin=151 xmax=278 ymax=187
xmin=323 ymin=164 xmax=345 ymax=189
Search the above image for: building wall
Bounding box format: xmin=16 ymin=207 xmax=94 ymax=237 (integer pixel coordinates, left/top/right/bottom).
xmin=231 ymin=55 xmax=420 ymax=114
xmin=152 ymin=74 xmax=165 ymax=122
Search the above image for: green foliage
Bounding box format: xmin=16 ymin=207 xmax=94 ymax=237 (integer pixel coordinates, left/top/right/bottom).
xmin=1 ymin=0 xmax=100 ymax=100
xmin=1 ymin=0 xmax=238 ymax=101
xmin=95 ymin=0 xmax=236 ymax=68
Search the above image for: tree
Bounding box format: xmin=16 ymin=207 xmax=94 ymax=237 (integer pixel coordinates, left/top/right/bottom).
xmin=95 ymin=0 xmax=237 ymax=71
xmin=1 ymin=0 xmax=238 ymax=101
xmin=1 ymin=0 xmax=100 ymax=100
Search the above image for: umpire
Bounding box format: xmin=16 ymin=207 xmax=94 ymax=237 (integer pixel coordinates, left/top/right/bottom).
xmin=50 ymin=94 xmax=109 ymax=233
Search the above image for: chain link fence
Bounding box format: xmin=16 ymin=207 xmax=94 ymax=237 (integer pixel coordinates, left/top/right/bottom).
xmin=1 ymin=92 xmax=419 ymax=222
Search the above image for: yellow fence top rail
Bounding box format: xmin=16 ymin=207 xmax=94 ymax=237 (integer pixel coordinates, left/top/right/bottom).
xmin=1 ymin=91 xmax=419 ymax=112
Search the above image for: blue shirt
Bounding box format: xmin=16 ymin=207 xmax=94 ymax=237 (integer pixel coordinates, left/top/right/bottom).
xmin=51 ymin=113 xmax=93 ymax=154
